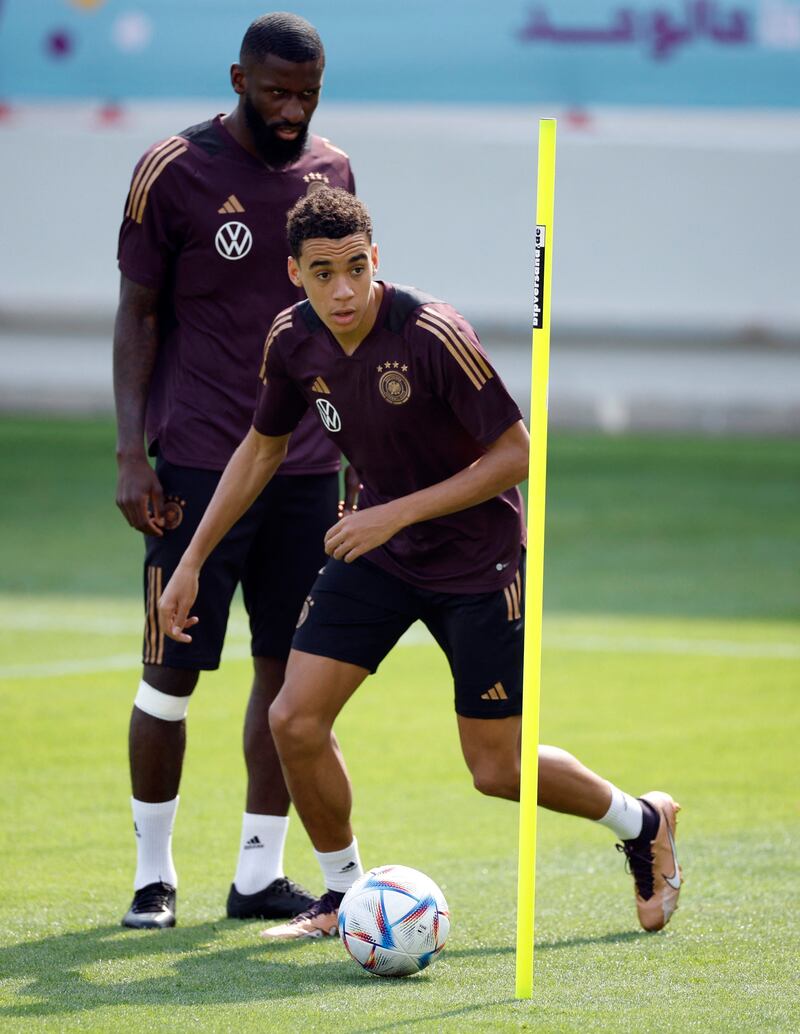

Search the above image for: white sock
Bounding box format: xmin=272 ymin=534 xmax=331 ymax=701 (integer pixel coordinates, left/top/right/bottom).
xmin=132 ymin=796 xmax=179 ymax=890
xmin=597 ymin=783 xmax=644 ymax=840
xmin=233 ymin=813 xmax=289 ymax=895
xmin=314 ymin=838 xmax=363 ymax=893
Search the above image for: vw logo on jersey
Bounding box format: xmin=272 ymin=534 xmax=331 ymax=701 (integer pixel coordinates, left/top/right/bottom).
xmin=215 ymin=221 xmax=253 ymax=260
xmin=316 ymin=398 xmax=342 ymax=432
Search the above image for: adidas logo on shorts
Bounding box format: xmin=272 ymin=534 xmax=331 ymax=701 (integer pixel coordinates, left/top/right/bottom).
xmin=480 ymin=682 xmax=508 ymax=701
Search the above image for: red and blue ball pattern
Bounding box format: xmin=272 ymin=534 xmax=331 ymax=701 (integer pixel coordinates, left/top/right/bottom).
xmin=338 ymin=865 xmax=450 ymax=978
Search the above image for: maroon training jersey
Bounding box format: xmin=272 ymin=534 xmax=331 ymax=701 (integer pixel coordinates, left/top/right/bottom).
xmin=118 ymin=116 xmax=354 ymax=473
xmin=253 ymin=283 xmax=525 ymax=594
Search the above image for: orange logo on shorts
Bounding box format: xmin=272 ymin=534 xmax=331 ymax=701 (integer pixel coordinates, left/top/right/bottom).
xmin=296 ymin=596 xmax=314 ymax=628
xmin=162 ymin=496 xmax=186 ymax=531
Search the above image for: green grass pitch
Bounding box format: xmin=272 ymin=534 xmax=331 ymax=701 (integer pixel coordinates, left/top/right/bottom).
xmin=0 ymin=418 xmax=798 ymax=1032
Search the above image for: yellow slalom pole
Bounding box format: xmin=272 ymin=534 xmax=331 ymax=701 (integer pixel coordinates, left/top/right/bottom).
xmin=515 ymin=117 xmax=557 ymax=1000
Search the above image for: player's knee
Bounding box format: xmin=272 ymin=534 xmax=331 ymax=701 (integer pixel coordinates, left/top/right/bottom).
xmin=143 ymin=664 xmax=199 ymax=696
xmin=470 ymin=758 xmax=519 ymax=800
xmin=268 ymin=695 xmax=328 ymax=755
xmin=134 ymin=678 xmax=193 ymax=722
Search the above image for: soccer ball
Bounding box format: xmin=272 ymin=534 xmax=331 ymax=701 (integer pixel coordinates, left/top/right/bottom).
xmin=338 ymin=865 xmax=450 ymax=978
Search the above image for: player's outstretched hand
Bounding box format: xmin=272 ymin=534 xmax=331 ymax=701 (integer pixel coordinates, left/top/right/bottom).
xmin=158 ymin=563 xmax=201 ymax=643
xmin=116 ymin=456 xmax=165 ymax=536
xmin=324 ymin=503 xmax=402 ymax=563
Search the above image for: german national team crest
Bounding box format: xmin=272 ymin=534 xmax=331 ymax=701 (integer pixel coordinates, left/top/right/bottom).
xmin=296 ymin=596 xmax=314 ymax=628
xmin=215 ymin=221 xmax=252 ymax=260
xmin=377 ymin=362 xmax=411 ymax=405
xmin=162 ymin=495 xmax=186 ymax=531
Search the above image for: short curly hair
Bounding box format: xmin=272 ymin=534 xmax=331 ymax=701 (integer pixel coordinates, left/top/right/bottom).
xmin=240 ymin=12 xmax=324 ymax=66
xmin=286 ymin=187 xmax=372 ymax=259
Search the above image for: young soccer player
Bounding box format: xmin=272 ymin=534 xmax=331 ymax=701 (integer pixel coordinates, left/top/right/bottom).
xmin=158 ymin=188 xmax=683 ymax=939
xmin=114 ymin=13 xmax=357 ymax=929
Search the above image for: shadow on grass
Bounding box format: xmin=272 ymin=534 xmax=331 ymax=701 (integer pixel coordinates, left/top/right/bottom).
xmin=0 ymin=923 xmax=649 ymax=1020
xmin=349 ymin=999 xmax=518 ymax=1033
xmin=535 ymin=928 xmax=648 ymax=951
xmin=346 ymin=933 xmax=648 ymax=1034
xmin=0 ymin=922 xmax=361 ymax=1018
xmin=444 ymin=928 xmax=644 ymax=960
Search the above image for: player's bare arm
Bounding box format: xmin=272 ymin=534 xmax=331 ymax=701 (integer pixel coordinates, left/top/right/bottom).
xmin=158 ymin=427 xmax=291 ymax=641
xmin=325 ymin=420 xmax=530 ymax=563
xmin=113 ymin=275 xmax=165 ymax=536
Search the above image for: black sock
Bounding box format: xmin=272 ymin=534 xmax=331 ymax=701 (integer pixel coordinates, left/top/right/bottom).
xmin=629 ymin=799 xmax=659 ymax=844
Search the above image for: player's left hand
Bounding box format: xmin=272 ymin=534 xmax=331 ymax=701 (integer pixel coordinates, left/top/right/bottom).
xmin=158 ymin=563 xmax=201 ymax=643
xmin=324 ymin=503 xmax=403 ymax=563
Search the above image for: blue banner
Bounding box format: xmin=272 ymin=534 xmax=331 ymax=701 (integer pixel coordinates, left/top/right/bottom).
xmin=0 ymin=0 xmax=798 ymax=106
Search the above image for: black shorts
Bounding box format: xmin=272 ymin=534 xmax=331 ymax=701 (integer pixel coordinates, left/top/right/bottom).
xmin=143 ymin=458 xmax=339 ymax=670
xmin=292 ymin=557 xmax=524 ymax=719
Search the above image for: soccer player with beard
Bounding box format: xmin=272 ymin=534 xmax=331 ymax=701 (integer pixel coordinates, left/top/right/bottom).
xmin=158 ymin=188 xmax=684 ymax=940
xmin=114 ymin=13 xmax=356 ymax=929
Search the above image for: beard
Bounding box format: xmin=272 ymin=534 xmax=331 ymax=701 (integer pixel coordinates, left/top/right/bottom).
xmin=243 ymin=94 xmax=310 ymax=167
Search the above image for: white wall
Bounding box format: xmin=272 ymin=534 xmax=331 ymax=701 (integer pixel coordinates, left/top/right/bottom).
xmin=1 ymin=103 xmax=798 ymax=336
